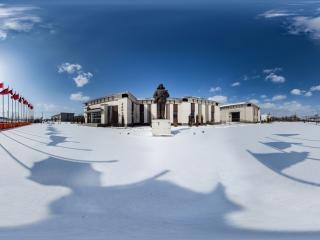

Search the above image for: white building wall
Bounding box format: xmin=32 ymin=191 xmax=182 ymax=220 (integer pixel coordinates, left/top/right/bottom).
xmin=101 ymin=105 xmax=107 ymax=124
xmin=201 ymin=104 xmax=206 ymax=123
xmin=169 ymin=104 xmax=174 ymax=122
xmin=220 ymin=104 xmax=260 ymax=123
xmin=214 ymin=105 xmax=220 ymax=123
xmin=195 ymin=103 xmax=199 ymax=119
xmin=151 ymin=104 xmax=157 ymax=120
xmin=143 ymin=104 xmax=148 ymax=124
xmin=179 ymin=102 xmax=190 ymax=124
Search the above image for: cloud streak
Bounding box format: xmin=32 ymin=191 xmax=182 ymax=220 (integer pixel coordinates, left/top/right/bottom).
xmin=208 ymin=95 xmax=228 ymax=104
xmin=231 ymin=82 xmax=240 ymax=87
xmin=263 ymin=68 xmax=286 ymax=83
xmin=0 ymin=4 xmax=40 ymax=40
xmin=289 ymin=16 xmax=320 ymax=39
xmin=58 ymin=63 xmax=82 ymax=74
xmin=260 ymin=101 xmax=314 ymax=116
xmin=260 ymin=10 xmax=295 ymax=19
xmin=209 ymin=86 xmax=221 ymax=93
xmin=70 ymin=92 xmax=90 ymax=102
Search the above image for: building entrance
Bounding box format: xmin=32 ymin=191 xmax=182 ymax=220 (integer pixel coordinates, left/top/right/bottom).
xmin=231 ymin=112 xmax=240 ymax=122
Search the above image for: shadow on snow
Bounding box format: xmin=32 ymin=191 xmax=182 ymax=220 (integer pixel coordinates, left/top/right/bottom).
xmin=2 ymin=129 xmax=320 ymax=239
xmin=249 ymin=133 xmax=320 ymax=187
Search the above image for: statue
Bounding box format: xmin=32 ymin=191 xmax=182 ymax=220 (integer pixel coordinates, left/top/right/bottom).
xmin=153 ymin=84 xmax=169 ymax=119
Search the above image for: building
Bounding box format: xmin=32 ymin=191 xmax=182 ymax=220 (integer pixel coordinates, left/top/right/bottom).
xmin=261 ymin=114 xmax=272 ymax=123
xmin=51 ymin=112 xmax=74 ymax=122
xmin=220 ymin=102 xmax=260 ymax=123
xmin=84 ymin=92 xmax=220 ymax=126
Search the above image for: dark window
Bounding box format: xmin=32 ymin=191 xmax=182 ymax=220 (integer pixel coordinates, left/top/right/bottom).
xmin=191 ymin=103 xmax=195 ymax=117
xmin=182 ymin=98 xmax=188 ymax=102
xmin=107 ymin=106 xmax=118 ymax=126
xmin=247 ymin=103 xmax=252 ymax=107
xmin=140 ymin=104 xmax=144 ymax=124
xmin=173 ymin=104 xmax=178 ymax=124
xmin=122 ymin=93 xmax=129 ymax=98
xmin=211 ymin=105 xmax=215 ymax=123
xmin=231 ymin=112 xmax=240 ymax=122
xmin=131 ymin=102 xmax=134 ymax=124
xmin=147 ymin=104 xmax=151 ymax=123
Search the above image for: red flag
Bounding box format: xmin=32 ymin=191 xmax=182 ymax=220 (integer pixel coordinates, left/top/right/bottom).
xmin=0 ymin=88 xmax=9 ymax=95
xmin=0 ymin=82 xmax=3 ymax=88
xmin=19 ymin=97 xmax=22 ymax=103
xmin=11 ymin=93 xmax=19 ymax=100
xmin=8 ymin=89 xmax=13 ymax=95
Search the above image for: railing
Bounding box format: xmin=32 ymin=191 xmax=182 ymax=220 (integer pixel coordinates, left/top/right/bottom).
xmin=0 ymin=122 xmax=31 ymax=130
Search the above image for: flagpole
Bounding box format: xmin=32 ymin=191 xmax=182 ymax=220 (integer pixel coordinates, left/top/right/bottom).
xmin=18 ymin=98 xmax=19 ymax=122
xmin=14 ymin=97 xmax=16 ymax=122
xmin=1 ymin=83 xmax=3 ymax=122
xmin=11 ymin=95 xmax=13 ymax=123
xmin=7 ymin=86 xmax=9 ymax=123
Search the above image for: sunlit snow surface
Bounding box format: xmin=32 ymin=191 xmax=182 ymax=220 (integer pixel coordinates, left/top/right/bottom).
xmin=1 ymin=122 xmax=320 ymax=239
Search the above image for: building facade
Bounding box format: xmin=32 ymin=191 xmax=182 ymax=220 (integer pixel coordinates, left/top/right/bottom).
xmin=84 ymin=92 xmax=220 ymax=126
xmin=220 ymin=102 xmax=260 ymax=123
xmin=51 ymin=112 xmax=75 ymax=122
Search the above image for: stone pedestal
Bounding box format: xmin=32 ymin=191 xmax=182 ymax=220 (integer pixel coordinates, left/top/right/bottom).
xmin=152 ymin=119 xmax=171 ymax=136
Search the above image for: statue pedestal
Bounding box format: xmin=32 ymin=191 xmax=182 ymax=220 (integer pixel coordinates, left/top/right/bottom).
xmin=152 ymin=119 xmax=171 ymax=136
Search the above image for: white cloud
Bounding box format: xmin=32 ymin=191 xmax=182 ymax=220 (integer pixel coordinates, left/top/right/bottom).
xmin=279 ymin=101 xmax=313 ymax=115
xmin=243 ymin=75 xmax=249 ymax=81
xmin=231 ymin=82 xmax=240 ymax=87
xmin=208 ymin=95 xmax=228 ymax=104
xmin=70 ymin=92 xmax=90 ymax=102
xmin=0 ymin=29 xmax=6 ymax=40
xmin=58 ymin=62 xmax=93 ymax=87
xmin=36 ymin=103 xmax=57 ymax=112
xmin=260 ymin=102 xmax=276 ymax=109
xmin=289 ymin=16 xmax=320 ymax=39
xmin=58 ymin=62 xmax=82 ymax=74
xmin=73 ymin=72 xmax=92 ymax=87
xmin=263 ymin=68 xmax=286 ymax=83
xmin=0 ymin=4 xmax=40 ymax=40
xmin=260 ymin=94 xmax=267 ymax=99
xmin=209 ymin=86 xmax=221 ymax=93
xmin=310 ymin=84 xmax=320 ymax=91
xmin=305 ymin=91 xmax=313 ymax=97
xmin=291 ymin=88 xmax=314 ymax=97
xmin=260 ymin=10 xmax=295 ymax=18
xmin=272 ymin=94 xmax=287 ymax=101
xmin=260 ymin=101 xmax=314 ymax=116
xmin=291 ymin=88 xmax=302 ymax=95
xmin=265 ymin=73 xmax=286 ymax=83
xmin=249 ymin=99 xmax=259 ymax=104
xmin=263 ymin=68 xmax=282 ymax=74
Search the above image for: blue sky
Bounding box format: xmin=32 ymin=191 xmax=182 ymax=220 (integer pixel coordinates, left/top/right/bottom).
xmin=1 ymin=0 xmax=320 ymax=117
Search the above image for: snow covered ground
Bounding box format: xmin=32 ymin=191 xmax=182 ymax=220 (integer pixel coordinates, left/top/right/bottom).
xmin=1 ymin=122 xmax=320 ymax=239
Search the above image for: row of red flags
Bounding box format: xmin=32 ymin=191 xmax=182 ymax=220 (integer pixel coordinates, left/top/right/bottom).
xmin=0 ymin=82 xmax=34 ymax=110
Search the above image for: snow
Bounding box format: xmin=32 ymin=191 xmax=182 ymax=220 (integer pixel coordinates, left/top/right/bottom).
xmin=1 ymin=122 xmax=320 ymax=239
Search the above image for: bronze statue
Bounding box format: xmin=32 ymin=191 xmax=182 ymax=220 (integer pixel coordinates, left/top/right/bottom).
xmin=153 ymin=84 xmax=169 ymax=119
